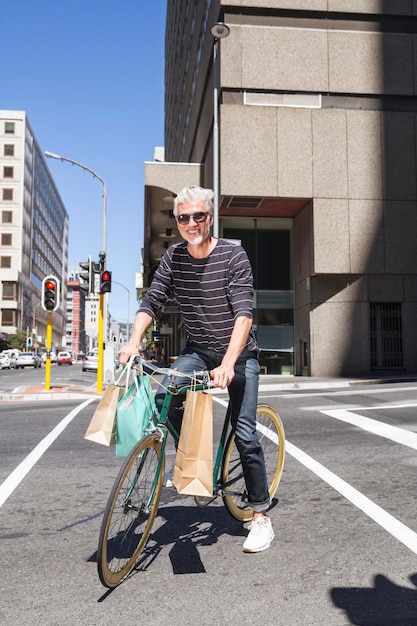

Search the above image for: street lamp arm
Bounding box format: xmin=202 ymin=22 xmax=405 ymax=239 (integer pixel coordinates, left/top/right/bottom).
xmin=44 ymin=151 xmax=106 ymax=188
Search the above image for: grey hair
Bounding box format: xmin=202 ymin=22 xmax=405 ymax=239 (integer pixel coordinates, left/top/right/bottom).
xmin=173 ymin=185 xmax=214 ymax=216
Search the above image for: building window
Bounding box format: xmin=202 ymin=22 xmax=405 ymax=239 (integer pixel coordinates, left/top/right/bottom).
xmin=0 ymin=256 xmax=12 ymax=268
xmin=3 ymin=166 xmax=13 ymax=178
xmin=1 ymin=233 xmax=12 ymax=246
xmin=4 ymin=144 xmax=14 ymax=156
xmin=5 ymin=122 xmax=15 ymax=134
xmin=2 ymin=282 xmax=16 ymax=300
xmin=1 ymin=211 xmax=12 ymax=223
xmin=370 ymin=302 xmax=403 ymax=368
xmin=2 ymin=189 xmax=13 ymax=201
xmin=2 ymin=309 xmax=15 ymax=326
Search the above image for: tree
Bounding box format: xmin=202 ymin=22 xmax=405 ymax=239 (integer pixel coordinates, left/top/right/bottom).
xmin=8 ymin=330 xmax=27 ymax=350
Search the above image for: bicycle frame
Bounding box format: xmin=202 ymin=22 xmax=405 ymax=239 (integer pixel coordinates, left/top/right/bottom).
xmin=128 ymin=364 xmax=238 ymax=501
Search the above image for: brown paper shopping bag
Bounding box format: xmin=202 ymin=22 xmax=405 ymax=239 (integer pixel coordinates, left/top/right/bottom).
xmin=84 ymin=384 xmax=125 ymax=446
xmin=172 ymin=390 xmax=213 ymax=497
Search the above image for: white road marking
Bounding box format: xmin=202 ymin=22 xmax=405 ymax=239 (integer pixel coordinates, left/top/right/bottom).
xmin=285 ymin=440 xmax=417 ymax=555
xmin=0 ymin=398 xmax=95 ymax=508
xmin=211 ymin=395 xmax=417 ymax=554
xmin=321 ymin=406 xmax=417 ymax=451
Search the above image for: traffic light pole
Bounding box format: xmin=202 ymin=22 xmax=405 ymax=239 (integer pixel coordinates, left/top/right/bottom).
xmin=97 ymin=251 xmax=106 ymax=394
xmin=45 ymin=312 xmax=53 ymax=391
xmin=97 ymin=293 xmax=104 ymax=393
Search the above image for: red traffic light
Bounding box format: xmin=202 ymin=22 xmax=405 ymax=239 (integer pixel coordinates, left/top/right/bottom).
xmin=41 ymin=275 xmax=60 ymax=311
xmin=99 ymin=269 xmax=112 ymax=294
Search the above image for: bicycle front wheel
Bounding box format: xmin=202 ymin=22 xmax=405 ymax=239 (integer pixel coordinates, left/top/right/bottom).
xmin=221 ymin=404 xmax=285 ymax=522
xmin=97 ymin=433 xmax=164 ymax=588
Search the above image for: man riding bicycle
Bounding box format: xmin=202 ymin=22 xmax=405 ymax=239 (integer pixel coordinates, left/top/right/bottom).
xmin=119 ymin=185 xmax=274 ymax=553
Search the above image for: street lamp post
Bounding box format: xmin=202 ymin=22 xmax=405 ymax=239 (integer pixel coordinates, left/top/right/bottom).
xmin=44 ymin=150 xmax=107 ymax=393
xmin=210 ymin=22 xmax=230 ymax=238
xmin=113 ymin=280 xmax=130 ymax=341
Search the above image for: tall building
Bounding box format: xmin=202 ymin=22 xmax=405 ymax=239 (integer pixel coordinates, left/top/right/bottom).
xmin=142 ymin=1 xmax=417 ymax=377
xmin=0 ymin=110 xmax=68 ymax=347
xmin=66 ymin=274 xmax=87 ymax=358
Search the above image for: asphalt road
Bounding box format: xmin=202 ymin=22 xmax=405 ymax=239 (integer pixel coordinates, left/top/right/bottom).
xmin=1 ymin=381 xmax=417 ymax=625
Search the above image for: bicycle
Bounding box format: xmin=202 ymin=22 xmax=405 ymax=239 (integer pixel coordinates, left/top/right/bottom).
xmin=97 ymin=356 xmax=285 ymax=588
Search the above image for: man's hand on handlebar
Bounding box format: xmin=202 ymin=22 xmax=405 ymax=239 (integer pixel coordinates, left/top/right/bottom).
xmin=210 ymin=364 xmax=235 ymax=389
xmin=118 ymin=344 xmax=138 ymax=366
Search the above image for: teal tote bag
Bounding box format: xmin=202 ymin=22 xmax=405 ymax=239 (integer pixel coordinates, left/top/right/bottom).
xmin=115 ymin=375 xmax=157 ymax=457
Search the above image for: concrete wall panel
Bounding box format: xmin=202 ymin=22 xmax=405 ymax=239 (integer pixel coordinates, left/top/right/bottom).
xmin=382 ymin=113 xmax=417 ymax=201
xmin=349 ymin=200 xmax=384 ymax=274
xmin=238 ymin=27 xmax=328 ymax=92
xmin=310 ymin=301 xmax=370 ymax=376
xmin=221 ymin=105 xmax=278 ymax=196
xmin=347 ymin=111 xmax=383 ymax=200
xmin=312 ymin=110 xmax=348 ymax=199
xmin=277 ymin=108 xmax=313 ymax=197
xmin=294 ymin=201 xmax=313 ymax=285
xmin=384 ymin=201 xmax=417 ymax=273
xmin=312 ymin=199 xmax=350 ymax=274
xmin=367 ymin=274 xmax=404 ymax=301
xmin=329 ymin=0 xmax=413 ymax=15
xmin=329 ymin=32 xmax=413 ymax=96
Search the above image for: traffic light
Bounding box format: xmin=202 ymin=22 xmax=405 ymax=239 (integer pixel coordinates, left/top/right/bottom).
xmin=41 ymin=275 xmax=60 ymax=311
xmin=100 ymin=269 xmax=112 ymax=294
xmin=27 ymin=337 xmax=32 ymax=348
xmin=79 ymin=256 xmax=94 ymax=295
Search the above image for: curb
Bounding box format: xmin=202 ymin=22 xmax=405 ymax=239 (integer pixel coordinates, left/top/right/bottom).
xmin=1 ymin=375 xmax=416 ymax=402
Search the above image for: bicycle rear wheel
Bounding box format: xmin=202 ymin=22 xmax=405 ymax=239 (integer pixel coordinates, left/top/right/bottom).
xmin=97 ymin=433 xmax=164 ymax=588
xmin=221 ymin=404 xmax=285 ymax=522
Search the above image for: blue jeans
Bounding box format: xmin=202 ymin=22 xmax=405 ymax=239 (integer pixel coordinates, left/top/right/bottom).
xmin=157 ymin=344 xmax=270 ymax=513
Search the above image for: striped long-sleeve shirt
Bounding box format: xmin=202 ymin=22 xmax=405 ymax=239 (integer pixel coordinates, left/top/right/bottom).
xmin=140 ymin=239 xmax=258 ymax=354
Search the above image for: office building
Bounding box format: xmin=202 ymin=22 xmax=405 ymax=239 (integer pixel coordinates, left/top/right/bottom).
xmin=0 ymin=110 xmax=68 ymax=348
xmin=142 ymin=1 xmax=417 ymax=377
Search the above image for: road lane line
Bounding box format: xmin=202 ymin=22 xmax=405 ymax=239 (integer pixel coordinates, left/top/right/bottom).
xmin=321 ymin=408 xmax=417 ymax=451
xmin=0 ymin=398 xmax=95 ymax=508
xmin=285 ymin=440 xmax=417 ymax=555
xmin=213 ymin=395 xmax=417 ymax=553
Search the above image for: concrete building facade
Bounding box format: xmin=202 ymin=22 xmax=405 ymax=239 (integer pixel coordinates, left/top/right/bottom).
xmin=0 ymin=110 xmax=68 ymax=348
xmin=143 ymin=1 xmax=417 ymax=377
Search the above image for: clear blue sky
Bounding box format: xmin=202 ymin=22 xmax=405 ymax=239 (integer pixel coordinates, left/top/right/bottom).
xmin=3 ymin=0 xmax=167 ymax=324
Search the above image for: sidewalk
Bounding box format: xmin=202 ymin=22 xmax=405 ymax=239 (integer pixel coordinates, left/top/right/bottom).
xmin=1 ymin=373 xmax=416 ymax=402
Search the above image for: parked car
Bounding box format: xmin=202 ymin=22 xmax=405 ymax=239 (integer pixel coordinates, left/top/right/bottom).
xmin=14 ymin=352 xmax=42 ymax=369
xmin=0 ymin=354 xmax=11 ymax=369
xmin=41 ymin=352 xmax=57 ymax=363
xmin=57 ymin=351 xmax=72 ymax=366
xmin=82 ymin=350 xmax=98 ymax=372
xmin=2 ymin=349 xmax=20 ymax=368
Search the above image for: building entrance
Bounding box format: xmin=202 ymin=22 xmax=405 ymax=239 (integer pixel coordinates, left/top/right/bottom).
xmin=223 ymin=217 xmax=294 ymax=375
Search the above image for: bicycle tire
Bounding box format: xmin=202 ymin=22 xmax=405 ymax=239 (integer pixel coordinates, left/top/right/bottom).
xmin=221 ymin=404 xmax=285 ymax=522
xmin=97 ymin=433 xmax=164 ymax=588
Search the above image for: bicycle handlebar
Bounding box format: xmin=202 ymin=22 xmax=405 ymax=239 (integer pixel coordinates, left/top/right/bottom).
xmin=130 ymin=355 xmax=212 ymax=388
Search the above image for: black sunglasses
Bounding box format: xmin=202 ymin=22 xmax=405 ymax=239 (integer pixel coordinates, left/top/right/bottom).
xmin=176 ymin=211 xmax=209 ymax=225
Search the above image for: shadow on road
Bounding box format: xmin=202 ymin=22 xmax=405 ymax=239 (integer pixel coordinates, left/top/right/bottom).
xmin=331 ymin=573 xmax=417 ymax=625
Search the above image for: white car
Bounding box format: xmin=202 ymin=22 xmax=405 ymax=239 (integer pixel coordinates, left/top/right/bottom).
xmin=82 ymin=350 xmax=98 ymax=372
xmin=0 ymin=354 xmax=11 ymax=369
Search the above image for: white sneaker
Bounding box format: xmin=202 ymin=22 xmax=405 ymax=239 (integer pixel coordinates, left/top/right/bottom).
xmin=242 ymin=516 xmax=274 ymax=553
xmin=163 ymin=466 xmax=174 ymax=488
